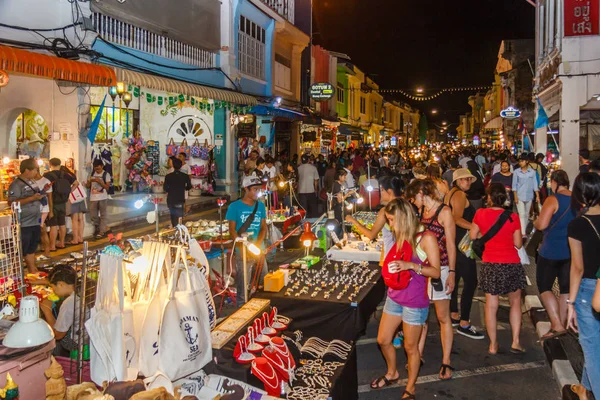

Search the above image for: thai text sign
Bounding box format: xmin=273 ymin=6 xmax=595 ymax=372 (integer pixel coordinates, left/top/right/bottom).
xmin=565 ymin=0 xmax=599 ymax=36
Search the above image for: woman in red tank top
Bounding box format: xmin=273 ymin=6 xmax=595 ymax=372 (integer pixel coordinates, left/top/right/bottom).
xmin=407 ymin=179 xmax=457 ymax=380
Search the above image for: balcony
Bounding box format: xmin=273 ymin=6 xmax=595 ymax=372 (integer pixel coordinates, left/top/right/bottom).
xmin=259 ymin=0 xmax=295 ymax=24
xmin=92 ymin=13 xmax=215 ymax=69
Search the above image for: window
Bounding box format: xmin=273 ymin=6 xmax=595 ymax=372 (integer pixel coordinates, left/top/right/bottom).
xmin=360 ymin=97 xmax=366 ymax=114
xmin=373 ymin=102 xmax=378 ymax=120
xmin=337 ymin=83 xmax=345 ymax=103
xmin=274 ymin=54 xmax=291 ymax=91
xmin=238 ymin=15 xmax=266 ymax=80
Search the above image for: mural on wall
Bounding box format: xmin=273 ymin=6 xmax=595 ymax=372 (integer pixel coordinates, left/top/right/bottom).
xmin=140 ymin=89 xmax=214 ymax=146
xmin=13 ymin=110 xmax=50 ymax=159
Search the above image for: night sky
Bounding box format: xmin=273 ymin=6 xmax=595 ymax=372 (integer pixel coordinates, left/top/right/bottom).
xmin=313 ymin=0 xmax=535 ymax=128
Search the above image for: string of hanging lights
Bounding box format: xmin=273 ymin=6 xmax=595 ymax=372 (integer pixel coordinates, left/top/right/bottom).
xmin=347 ymin=86 xmax=493 ymax=101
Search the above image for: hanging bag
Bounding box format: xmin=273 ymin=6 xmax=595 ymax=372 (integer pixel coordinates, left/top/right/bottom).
xmin=180 ymin=139 xmax=191 ymax=159
xmin=198 ymin=139 xmax=211 ymax=161
xmin=382 ymin=240 xmax=414 ymax=290
xmin=86 ymin=254 xmax=138 ymax=385
xmin=69 ymin=184 xmax=87 ymax=204
xmin=190 ymin=139 xmax=202 ymax=158
xmin=158 ymin=247 xmax=212 ymax=380
xmin=166 ymin=138 xmax=179 ymax=157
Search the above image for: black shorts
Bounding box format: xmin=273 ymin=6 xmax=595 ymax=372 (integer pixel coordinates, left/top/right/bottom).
xmin=536 ymin=255 xmax=570 ymax=294
xmin=21 ymin=226 xmax=41 ymax=256
xmin=47 ymin=202 xmax=66 ymax=226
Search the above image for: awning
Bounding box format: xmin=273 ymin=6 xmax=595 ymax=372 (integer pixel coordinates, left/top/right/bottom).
xmin=249 ymin=105 xmax=305 ymax=120
xmin=114 ymin=68 xmax=257 ymax=105
xmin=0 ymin=45 xmax=116 ymax=86
xmin=482 ymin=116 xmax=503 ymax=130
xmin=338 ymin=124 xmax=362 ymax=136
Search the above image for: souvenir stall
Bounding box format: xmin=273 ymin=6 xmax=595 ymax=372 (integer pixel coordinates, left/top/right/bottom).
xmin=326 ymin=211 xmax=382 ymax=263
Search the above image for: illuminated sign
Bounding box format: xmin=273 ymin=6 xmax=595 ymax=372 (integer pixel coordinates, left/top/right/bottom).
xmin=309 ymin=83 xmax=335 ymax=101
xmin=500 ymin=107 xmax=521 ymax=119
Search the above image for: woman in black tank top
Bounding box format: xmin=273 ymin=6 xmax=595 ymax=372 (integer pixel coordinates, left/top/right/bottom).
xmin=443 ymin=169 xmax=484 ymax=340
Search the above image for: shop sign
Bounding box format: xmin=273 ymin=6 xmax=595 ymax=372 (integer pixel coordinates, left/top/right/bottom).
xmin=236 ymin=120 xmax=256 ymax=138
xmin=309 ymin=83 xmax=335 ymax=101
xmin=500 ymin=106 xmax=521 ymax=120
xmin=0 ymin=70 xmax=8 ymax=87
xmin=303 ymin=131 xmax=317 ymax=142
xmin=565 ymin=0 xmax=599 ymax=36
xmin=321 ymin=127 xmax=334 ymax=140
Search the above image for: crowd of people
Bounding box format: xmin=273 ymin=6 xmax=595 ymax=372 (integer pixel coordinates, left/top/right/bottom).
xmin=238 ymin=143 xmax=600 ymax=400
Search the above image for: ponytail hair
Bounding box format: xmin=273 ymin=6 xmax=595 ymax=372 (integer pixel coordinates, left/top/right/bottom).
xmin=572 ymin=172 xmax=600 ymax=215
xmin=379 ymin=175 xmax=405 ymax=197
xmin=384 ymin=198 xmax=420 ymax=250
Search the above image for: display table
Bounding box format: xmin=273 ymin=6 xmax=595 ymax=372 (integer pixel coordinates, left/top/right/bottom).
xmin=256 ymin=261 xmax=385 ymax=342
xmin=326 ymin=241 xmax=381 ymax=263
xmin=207 ymin=261 xmax=384 ymax=400
xmin=270 ymin=210 xmax=305 ymax=234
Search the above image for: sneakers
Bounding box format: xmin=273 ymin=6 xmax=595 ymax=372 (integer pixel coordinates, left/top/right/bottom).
xmin=457 ymin=325 xmax=484 ymax=340
xmin=36 ymin=255 xmax=50 ymax=262
xmin=451 ymin=318 xmax=460 ymax=328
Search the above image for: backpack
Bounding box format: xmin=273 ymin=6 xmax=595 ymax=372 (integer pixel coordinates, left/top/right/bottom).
xmin=51 ymin=171 xmax=72 ymax=203
xmin=103 ymin=171 xmax=115 ymax=195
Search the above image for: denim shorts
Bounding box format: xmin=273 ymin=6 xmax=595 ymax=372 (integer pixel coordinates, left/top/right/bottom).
xmin=383 ymin=296 xmax=429 ymax=325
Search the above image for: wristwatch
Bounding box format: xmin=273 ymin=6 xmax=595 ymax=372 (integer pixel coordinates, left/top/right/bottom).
xmin=566 ymin=299 xmax=575 ymax=305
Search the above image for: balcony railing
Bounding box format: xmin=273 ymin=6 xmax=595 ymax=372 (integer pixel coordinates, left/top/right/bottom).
xmin=259 ymin=0 xmax=295 ymax=24
xmin=92 ymin=13 xmax=215 ymax=69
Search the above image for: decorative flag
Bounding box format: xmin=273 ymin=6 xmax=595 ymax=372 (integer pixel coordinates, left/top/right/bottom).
xmin=88 ymin=95 xmax=106 ymax=144
xmin=517 ymin=118 xmax=527 ymax=135
xmin=534 ymin=98 xmax=549 ymax=129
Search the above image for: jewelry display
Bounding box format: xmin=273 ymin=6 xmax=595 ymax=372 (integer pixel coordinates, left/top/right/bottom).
xmin=262 ymin=345 xmax=292 ymax=381
xmin=300 ymin=337 xmax=352 ymax=360
xmin=234 ymin=335 xmax=255 ymax=364
xmin=251 ymin=357 xmax=281 ymax=396
xmin=254 ymin=319 xmax=271 ymax=344
xmin=261 ymin=312 xmax=277 ymax=336
xmin=246 ymin=327 xmax=264 ymax=353
xmin=281 ymin=260 xmax=378 ymax=301
xmin=270 ymin=307 xmax=289 ymax=330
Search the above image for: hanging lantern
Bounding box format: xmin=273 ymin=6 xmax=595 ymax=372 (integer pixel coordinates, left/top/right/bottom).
xmin=116 ymin=82 xmax=125 ymax=96
xmin=123 ymin=92 xmax=133 ymax=108
xmin=108 ymin=86 xmax=119 ymax=102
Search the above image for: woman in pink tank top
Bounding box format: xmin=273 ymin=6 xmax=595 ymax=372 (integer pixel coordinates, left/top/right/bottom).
xmin=370 ymin=198 xmax=441 ymax=400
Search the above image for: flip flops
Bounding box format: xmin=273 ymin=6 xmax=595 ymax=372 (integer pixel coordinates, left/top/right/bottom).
xmin=538 ymin=329 xmax=567 ymax=342
xmin=439 ymin=364 xmax=455 ymax=380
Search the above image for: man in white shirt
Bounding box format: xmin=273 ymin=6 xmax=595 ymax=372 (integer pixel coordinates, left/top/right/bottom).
xmin=344 ymin=164 xmax=356 ymax=189
xmin=86 ymin=160 xmax=111 ymax=239
xmin=297 ymin=154 xmax=320 ymax=218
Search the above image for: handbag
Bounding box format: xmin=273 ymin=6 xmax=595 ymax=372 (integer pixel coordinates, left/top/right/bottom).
xmin=166 ymin=138 xmax=179 ymax=157
xmin=158 ymin=247 xmax=212 ymax=380
xmin=86 ymin=253 xmax=138 ymax=385
xmin=535 ymin=205 xmax=573 ymax=260
xmin=198 ymin=139 xmax=211 ymax=160
xmin=382 ymin=240 xmax=414 ymax=290
xmin=472 ymin=210 xmax=513 ymax=259
xmin=180 ymin=139 xmax=191 ymax=159
xmin=190 ymin=139 xmax=202 ymax=158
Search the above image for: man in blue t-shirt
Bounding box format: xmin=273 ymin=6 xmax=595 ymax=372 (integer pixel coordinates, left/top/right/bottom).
xmin=226 ymin=176 xmax=267 ymax=305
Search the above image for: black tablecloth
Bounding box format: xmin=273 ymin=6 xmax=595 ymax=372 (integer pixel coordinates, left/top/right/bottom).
xmin=256 ymin=261 xmax=385 ymax=342
xmin=206 ymin=261 xmax=385 ymax=400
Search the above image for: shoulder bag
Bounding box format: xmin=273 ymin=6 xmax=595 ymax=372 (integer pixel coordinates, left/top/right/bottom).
xmin=582 ymin=215 xmax=600 ymax=241
xmin=472 ymin=210 xmax=513 ymax=259
xmin=236 ymin=201 xmax=260 ymax=236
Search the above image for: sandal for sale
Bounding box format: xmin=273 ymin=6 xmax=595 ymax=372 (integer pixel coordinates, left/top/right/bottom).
xmin=370 ymin=374 xmax=399 ymax=390
xmin=439 ymin=364 xmax=455 ymax=380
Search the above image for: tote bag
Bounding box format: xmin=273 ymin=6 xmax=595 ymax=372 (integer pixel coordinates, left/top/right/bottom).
xmin=137 ymin=244 xmax=172 ymax=378
xmin=133 ymin=242 xmax=170 ymax=376
xmin=69 ymin=184 xmax=87 ymax=204
xmin=158 ymin=248 xmax=212 ymax=381
xmin=86 ymin=254 xmax=137 ymax=385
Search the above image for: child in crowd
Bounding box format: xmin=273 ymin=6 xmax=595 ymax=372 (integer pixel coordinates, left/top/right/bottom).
xmin=40 ymin=266 xmax=83 ymax=355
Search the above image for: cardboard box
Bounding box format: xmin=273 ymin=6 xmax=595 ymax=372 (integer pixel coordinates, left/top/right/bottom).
xmin=264 ymin=270 xmax=285 ymax=292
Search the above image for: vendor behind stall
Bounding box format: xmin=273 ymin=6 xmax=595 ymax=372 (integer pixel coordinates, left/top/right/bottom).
xmin=226 ymin=176 xmax=267 ymax=305
xmin=40 ymin=265 xmax=85 ymax=356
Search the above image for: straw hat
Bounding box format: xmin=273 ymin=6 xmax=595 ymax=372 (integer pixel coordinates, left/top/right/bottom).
xmin=452 ymin=168 xmax=475 ymax=183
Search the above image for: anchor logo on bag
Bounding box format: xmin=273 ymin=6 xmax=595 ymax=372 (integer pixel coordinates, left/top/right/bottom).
xmin=183 ymin=323 xmax=198 ymax=345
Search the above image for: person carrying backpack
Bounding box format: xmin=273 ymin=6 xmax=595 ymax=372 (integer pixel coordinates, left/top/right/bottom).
xmin=86 ymin=160 xmax=112 ymax=239
xmin=44 ymin=158 xmax=78 ymax=251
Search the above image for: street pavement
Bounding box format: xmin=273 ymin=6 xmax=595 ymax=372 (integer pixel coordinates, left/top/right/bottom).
xmin=356 ymin=275 xmax=560 ymax=400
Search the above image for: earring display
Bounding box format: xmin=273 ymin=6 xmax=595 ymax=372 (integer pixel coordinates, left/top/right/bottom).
xmin=211 ymin=298 xmax=271 ymax=349
xmin=282 ymin=260 xmax=379 ymax=302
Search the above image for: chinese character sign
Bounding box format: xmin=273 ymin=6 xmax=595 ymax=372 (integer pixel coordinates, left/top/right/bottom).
xmin=565 ymin=0 xmax=599 ymax=36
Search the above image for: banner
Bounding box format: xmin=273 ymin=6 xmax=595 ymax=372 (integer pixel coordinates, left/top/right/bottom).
xmin=564 ymin=0 xmax=599 ymax=36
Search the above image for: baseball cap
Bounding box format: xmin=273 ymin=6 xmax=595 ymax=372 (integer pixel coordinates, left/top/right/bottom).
xmin=242 ymin=176 xmax=263 ymax=188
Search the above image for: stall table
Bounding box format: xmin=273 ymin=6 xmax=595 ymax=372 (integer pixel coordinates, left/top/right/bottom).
xmin=270 ymin=210 xmax=305 ymax=234
xmin=326 ymin=242 xmax=381 ymax=263
xmin=207 ymin=261 xmax=384 ymax=400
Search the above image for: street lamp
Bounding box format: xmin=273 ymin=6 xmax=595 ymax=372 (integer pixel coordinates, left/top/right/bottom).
xmin=431 ymin=109 xmax=438 ymax=115
xmin=416 ymin=87 xmax=424 ymax=94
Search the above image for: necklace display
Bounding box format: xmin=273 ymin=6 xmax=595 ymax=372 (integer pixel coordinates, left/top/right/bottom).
xmin=251 ymin=357 xmax=281 ymax=396
xmin=246 ymin=327 xmax=264 ymax=353
xmin=234 ymin=335 xmax=255 ymax=364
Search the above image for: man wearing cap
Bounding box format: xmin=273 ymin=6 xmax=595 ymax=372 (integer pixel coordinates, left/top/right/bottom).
xmin=227 ymin=176 xmax=268 ymax=305
xmin=512 ymin=154 xmax=540 ymax=237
